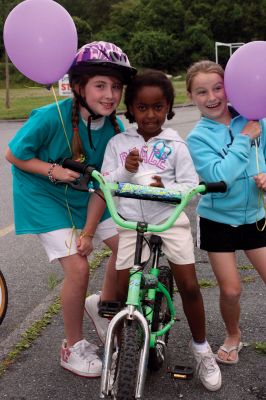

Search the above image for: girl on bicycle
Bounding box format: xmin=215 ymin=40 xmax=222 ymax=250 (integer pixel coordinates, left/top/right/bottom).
xmin=5 ymin=41 xmax=136 ymax=378
xmin=186 ymin=60 xmax=266 ymax=365
xmin=101 ymin=70 xmax=221 ymax=391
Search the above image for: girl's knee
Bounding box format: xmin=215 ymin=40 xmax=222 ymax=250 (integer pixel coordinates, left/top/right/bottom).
xmin=220 ymin=286 xmax=241 ymax=303
xmin=179 ymin=282 xmax=201 ymax=300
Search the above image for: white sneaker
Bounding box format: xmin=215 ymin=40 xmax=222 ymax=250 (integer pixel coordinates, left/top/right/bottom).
xmin=190 ymin=340 xmax=222 ymax=391
xmin=85 ymin=293 xmax=109 ymax=344
xmin=60 ymin=339 xmax=102 ymax=378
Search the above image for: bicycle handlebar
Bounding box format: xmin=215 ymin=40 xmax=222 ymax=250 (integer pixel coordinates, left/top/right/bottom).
xmin=61 ymin=158 xmax=227 ymax=232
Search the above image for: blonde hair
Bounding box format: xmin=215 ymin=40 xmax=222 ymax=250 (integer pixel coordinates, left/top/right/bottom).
xmin=186 ymin=60 xmax=224 ymax=93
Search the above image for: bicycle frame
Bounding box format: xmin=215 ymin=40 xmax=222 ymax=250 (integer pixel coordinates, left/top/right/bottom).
xmin=60 ymin=159 xmax=226 ymax=399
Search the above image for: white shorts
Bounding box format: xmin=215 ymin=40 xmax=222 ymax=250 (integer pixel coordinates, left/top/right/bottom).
xmin=116 ymin=212 xmax=195 ymax=270
xmin=38 ymin=218 xmax=117 ymax=263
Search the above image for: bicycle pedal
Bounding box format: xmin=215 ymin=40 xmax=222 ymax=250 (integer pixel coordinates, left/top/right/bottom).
xmin=98 ymin=301 xmax=122 ymax=318
xmin=170 ymin=365 xmax=194 ymax=380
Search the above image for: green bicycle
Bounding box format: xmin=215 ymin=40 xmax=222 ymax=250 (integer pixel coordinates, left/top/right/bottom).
xmin=62 ymin=158 xmax=226 ymax=400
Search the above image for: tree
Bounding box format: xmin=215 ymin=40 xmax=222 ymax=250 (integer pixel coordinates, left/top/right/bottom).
xmin=72 ymin=17 xmax=92 ymax=47
xmin=129 ymin=30 xmax=181 ymax=72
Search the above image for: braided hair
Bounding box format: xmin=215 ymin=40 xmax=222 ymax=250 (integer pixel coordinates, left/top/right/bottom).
xmin=124 ymin=69 xmax=175 ymax=123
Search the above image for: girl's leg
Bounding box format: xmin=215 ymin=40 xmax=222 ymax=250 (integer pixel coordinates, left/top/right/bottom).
xmin=169 ymin=261 xmax=205 ymax=342
xmin=84 ymin=234 xmax=118 ymax=344
xmin=59 ymin=253 xmax=89 ymax=347
xmin=169 ymin=261 xmax=221 ymax=391
xmin=208 ymin=252 xmax=241 ymax=362
xmin=245 ymin=247 xmax=266 ymax=283
xmin=101 ymin=234 xmax=119 ymax=301
xmin=116 ymin=269 xmax=130 ymax=303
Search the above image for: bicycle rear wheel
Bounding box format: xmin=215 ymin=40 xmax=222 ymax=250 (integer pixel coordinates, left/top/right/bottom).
xmin=0 ymin=270 xmax=8 ymax=324
xmin=112 ymin=319 xmax=143 ymax=400
xmin=148 ymin=265 xmax=173 ymax=371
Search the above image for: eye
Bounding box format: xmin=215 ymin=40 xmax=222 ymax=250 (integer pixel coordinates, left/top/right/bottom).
xmin=154 ymin=104 xmax=163 ymax=111
xmin=196 ymin=89 xmax=207 ymax=96
xmin=112 ymin=83 xmax=122 ymax=90
xmin=95 ymin=83 xmax=105 ymax=89
xmin=214 ymin=85 xmax=223 ymax=92
xmin=136 ymin=104 xmax=147 ymax=112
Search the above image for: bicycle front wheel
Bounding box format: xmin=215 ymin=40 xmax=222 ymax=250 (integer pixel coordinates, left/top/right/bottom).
xmin=0 ymin=270 xmax=8 ymax=324
xmin=112 ymin=319 xmax=143 ymax=400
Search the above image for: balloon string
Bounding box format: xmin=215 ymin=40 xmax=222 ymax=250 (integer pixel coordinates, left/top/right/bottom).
xmin=255 ymin=139 xmax=266 ymax=231
xmin=51 ymin=85 xmax=72 ymax=154
xmin=50 ymin=86 xmax=77 ymax=233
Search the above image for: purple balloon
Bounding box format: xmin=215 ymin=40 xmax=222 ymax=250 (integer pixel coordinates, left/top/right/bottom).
xmin=224 ymin=41 xmax=266 ymax=120
xmin=3 ymin=0 xmax=78 ymax=85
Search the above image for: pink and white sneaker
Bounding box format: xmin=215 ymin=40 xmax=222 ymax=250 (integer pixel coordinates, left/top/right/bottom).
xmin=60 ymin=339 xmax=102 ymax=378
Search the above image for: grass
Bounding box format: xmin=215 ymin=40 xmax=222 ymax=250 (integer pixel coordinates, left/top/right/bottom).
xmin=0 ymin=80 xmax=189 ymax=120
xmin=254 ymin=341 xmax=266 ymax=355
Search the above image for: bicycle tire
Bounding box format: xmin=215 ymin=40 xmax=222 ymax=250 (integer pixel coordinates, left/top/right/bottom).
xmin=148 ymin=265 xmax=173 ymax=371
xmin=112 ymin=319 xmax=142 ymax=400
xmin=0 ymin=270 xmax=8 ymax=325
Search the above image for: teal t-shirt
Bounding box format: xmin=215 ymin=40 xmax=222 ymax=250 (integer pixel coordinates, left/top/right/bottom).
xmin=9 ymin=98 xmax=124 ymax=234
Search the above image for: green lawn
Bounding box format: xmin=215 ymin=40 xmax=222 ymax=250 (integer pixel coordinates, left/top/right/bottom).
xmin=0 ymin=80 xmax=189 ymax=120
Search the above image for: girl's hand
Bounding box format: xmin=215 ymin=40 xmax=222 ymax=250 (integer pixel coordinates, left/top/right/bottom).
xmin=254 ymin=173 xmax=266 ymax=191
xmin=150 ymin=175 xmax=164 ymax=188
xmin=76 ymin=235 xmax=93 ymax=257
xmin=241 ymin=121 xmax=261 ymax=140
xmin=125 ymin=149 xmax=143 ymax=172
xmin=51 ymin=165 xmax=80 ymax=182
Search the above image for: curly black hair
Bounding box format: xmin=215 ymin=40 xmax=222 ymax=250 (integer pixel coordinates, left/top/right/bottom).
xmin=124 ymin=69 xmax=175 ymax=123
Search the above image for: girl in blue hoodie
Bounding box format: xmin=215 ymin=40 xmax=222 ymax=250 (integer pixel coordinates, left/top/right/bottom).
xmin=186 ymin=60 xmax=266 ymax=365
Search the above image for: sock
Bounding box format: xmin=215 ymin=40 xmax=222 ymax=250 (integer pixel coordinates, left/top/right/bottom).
xmin=192 ymin=339 xmax=209 ymax=353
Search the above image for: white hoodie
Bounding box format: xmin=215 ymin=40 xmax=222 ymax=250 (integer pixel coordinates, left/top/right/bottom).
xmin=101 ymin=126 xmax=199 ymax=224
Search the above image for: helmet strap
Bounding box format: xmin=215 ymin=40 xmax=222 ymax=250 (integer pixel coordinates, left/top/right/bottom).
xmin=86 ymin=115 xmax=96 ymax=151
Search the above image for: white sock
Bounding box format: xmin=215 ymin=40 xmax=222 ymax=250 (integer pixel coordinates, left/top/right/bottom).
xmin=192 ymin=339 xmax=209 ymax=353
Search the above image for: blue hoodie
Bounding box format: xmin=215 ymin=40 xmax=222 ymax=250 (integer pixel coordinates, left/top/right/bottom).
xmin=187 ymin=109 xmax=266 ymax=225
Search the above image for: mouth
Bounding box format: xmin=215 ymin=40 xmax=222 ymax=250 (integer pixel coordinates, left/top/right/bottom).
xmin=100 ymin=102 xmax=114 ymax=109
xmin=206 ymin=102 xmax=220 ymax=109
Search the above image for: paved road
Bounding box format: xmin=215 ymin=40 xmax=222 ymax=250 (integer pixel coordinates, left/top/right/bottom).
xmin=0 ymin=108 xmax=265 ymax=400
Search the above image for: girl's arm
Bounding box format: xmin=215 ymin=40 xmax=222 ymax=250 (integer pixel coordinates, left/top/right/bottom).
xmin=76 ymin=191 xmax=107 ymax=257
xmin=101 ymin=139 xmax=134 ymax=182
xmin=187 ymin=130 xmax=252 ymax=185
xmin=5 ymin=148 xmax=80 ymax=182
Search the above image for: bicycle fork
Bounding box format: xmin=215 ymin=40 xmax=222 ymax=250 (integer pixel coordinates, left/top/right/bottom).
xmin=101 ymin=228 xmax=150 ymax=399
xmin=100 ymin=305 xmax=150 ymax=399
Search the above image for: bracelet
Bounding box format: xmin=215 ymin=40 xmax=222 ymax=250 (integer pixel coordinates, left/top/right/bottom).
xmin=48 ymin=163 xmax=58 ymax=183
xmin=80 ymin=231 xmax=94 ymax=239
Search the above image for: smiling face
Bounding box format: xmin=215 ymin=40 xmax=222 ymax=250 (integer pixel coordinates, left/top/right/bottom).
xmin=129 ymin=85 xmax=169 ymax=140
xmin=80 ymin=75 xmax=123 ymax=118
xmin=189 ymin=72 xmax=231 ymax=125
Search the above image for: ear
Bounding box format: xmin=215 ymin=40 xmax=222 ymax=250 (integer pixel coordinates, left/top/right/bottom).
xmin=187 ymin=90 xmax=194 ymax=104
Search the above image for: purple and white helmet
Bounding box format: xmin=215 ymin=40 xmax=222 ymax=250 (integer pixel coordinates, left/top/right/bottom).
xmin=69 ymin=41 xmax=136 ymax=84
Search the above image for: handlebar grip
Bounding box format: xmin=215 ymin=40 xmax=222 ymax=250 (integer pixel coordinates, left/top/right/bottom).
xmin=62 ymin=158 xmax=89 ymax=174
xmin=202 ymin=181 xmax=227 ymax=194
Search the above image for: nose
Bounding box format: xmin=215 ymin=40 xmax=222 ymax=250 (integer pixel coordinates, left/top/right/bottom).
xmin=104 ymin=84 xmax=113 ymax=99
xmin=146 ymin=107 xmax=156 ymax=118
xmin=208 ymin=90 xmax=216 ymax=101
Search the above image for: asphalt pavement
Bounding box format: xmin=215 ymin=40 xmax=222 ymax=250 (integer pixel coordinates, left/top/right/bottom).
xmin=0 ymin=108 xmax=265 ymax=400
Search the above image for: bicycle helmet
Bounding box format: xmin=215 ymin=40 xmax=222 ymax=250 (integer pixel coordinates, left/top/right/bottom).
xmin=69 ymin=41 xmax=136 ymax=151
xmin=69 ymin=41 xmax=136 ymax=84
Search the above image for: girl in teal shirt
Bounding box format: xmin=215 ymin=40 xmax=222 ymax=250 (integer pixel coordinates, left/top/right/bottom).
xmin=6 ymin=41 xmax=136 ymax=377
